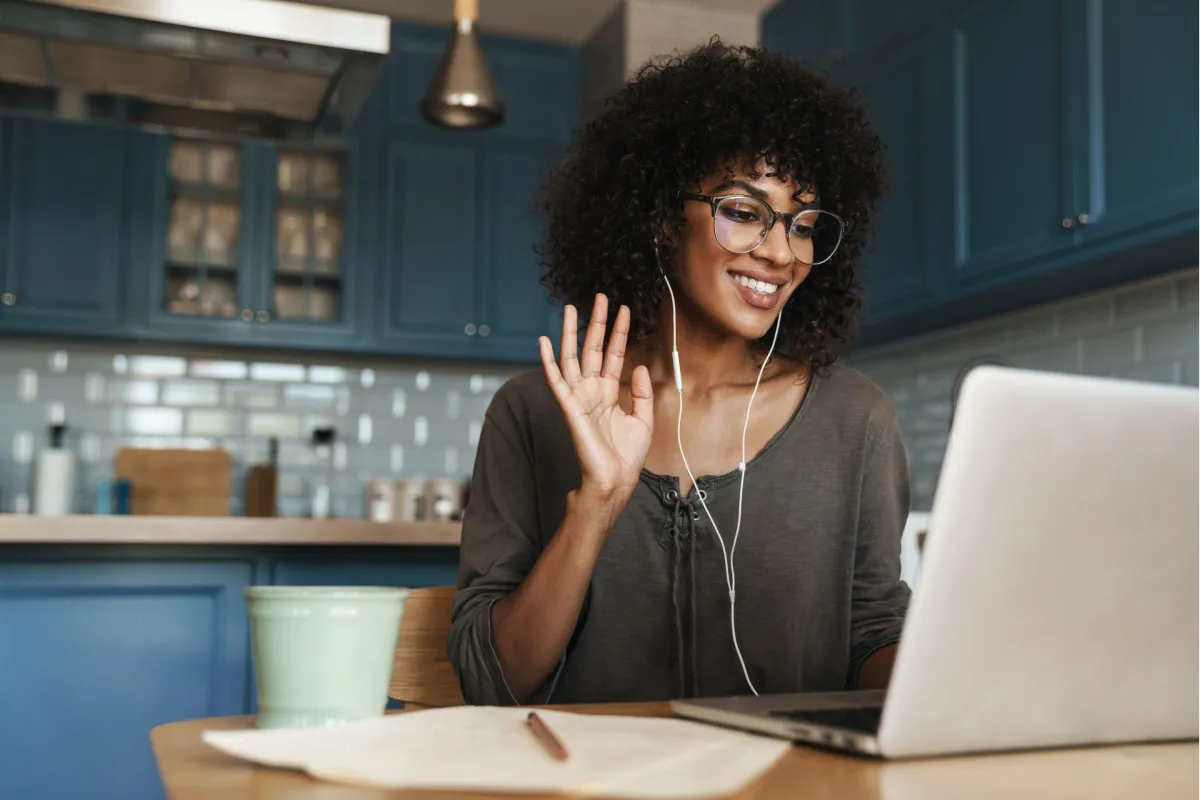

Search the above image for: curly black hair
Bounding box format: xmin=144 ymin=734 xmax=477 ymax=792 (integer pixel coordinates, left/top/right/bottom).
xmin=536 ymin=39 xmax=888 ymax=369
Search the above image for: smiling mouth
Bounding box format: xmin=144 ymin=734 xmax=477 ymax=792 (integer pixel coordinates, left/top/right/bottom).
xmin=728 ymin=271 xmax=784 ymax=295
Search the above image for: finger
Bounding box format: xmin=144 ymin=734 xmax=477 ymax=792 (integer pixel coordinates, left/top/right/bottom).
xmin=540 ymin=336 xmax=573 ymax=407
xmin=580 ymin=293 xmax=609 ymax=378
xmin=559 ymin=305 xmax=582 ymax=385
xmin=630 ymin=364 xmax=655 ymax=430
xmin=601 ymin=304 xmax=630 ymax=381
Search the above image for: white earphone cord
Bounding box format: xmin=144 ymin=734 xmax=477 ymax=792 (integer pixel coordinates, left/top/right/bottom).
xmin=660 ymin=271 xmax=783 ymax=697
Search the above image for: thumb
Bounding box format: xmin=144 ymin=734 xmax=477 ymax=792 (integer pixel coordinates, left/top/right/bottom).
xmin=630 ymin=365 xmax=654 ymax=430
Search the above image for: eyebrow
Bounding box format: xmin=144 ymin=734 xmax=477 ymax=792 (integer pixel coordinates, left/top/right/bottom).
xmin=710 ymin=179 xmax=820 ymax=209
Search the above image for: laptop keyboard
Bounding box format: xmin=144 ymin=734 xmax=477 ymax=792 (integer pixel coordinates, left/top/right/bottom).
xmin=769 ymin=706 xmax=883 ymax=734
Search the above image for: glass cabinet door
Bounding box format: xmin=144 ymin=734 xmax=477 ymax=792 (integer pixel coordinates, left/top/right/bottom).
xmin=164 ymin=140 xmax=244 ymax=318
xmin=272 ymin=149 xmax=343 ymax=323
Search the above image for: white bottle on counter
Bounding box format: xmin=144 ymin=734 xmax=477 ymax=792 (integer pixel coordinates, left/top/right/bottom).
xmin=34 ymin=422 xmax=75 ymax=516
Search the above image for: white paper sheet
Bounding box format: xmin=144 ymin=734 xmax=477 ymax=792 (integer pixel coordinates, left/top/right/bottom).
xmin=202 ymin=706 xmax=791 ymax=798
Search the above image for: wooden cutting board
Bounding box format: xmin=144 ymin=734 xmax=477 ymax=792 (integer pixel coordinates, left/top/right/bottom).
xmin=115 ymin=447 xmax=233 ymax=516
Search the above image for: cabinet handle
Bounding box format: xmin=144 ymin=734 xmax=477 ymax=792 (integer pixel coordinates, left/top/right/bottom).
xmin=478 ymin=324 xmax=491 ymax=338
xmin=1076 ymin=213 xmax=1090 ymax=226
xmin=1 ymin=292 xmax=15 ymax=306
xmin=241 ymin=308 xmax=254 ymax=321
xmin=256 ymin=309 xmax=270 ymax=323
xmin=464 ymin=323 xmax=477 ymax=336
xmin=1060 ymin=217 xmax=1074 ymax=230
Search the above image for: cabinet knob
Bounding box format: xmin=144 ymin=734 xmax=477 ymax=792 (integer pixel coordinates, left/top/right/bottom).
xmin=1 ymin=292 xmax=15 ymax=306
xmin=241 ymin=308 xmax=254 ymax=321
xmin=464 ymin=323 xmax=477 ymax=336
xmin=256 ymin=309 xmax=270 ymax=323
xmin=1060 ymin=217 xmax=1074 ymax=230
xmin=478 ymin=324 xmax=491 ymax=338
xmin=1076 ymin=213 xmax=1090 ymax=226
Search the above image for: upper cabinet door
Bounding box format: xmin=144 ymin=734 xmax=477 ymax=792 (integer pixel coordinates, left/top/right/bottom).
xmin=946 ymin=0 xmax=1079 ymax=287
xmin=153 ymin=137 xmax=258 ymax=326
xmin=0 ymin=116 xmax=126 ymax=331
xmin=476 ymin=148 xmax=559 ymax=360
xmin=380 ymin=139 xmax=480 ymax=354
xmin=852 ymin=30 xmax=946 ymax=324
xmin=1072 ymin=0 xmax=1199 ymax=246
xmin=259 ymin=144 xmax=357 ymax=338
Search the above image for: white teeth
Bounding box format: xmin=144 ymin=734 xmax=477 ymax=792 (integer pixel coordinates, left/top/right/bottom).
xmin=734 ymin=274 xmax=779 ymax=294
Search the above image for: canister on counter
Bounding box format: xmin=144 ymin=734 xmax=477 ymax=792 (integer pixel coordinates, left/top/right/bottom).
xmin=365 ymin=478 xmax=396 ymax=522
xmin=395 ymin=477 xmax=428 ymax=522
xmin=424 ymin=477 xmax=464 ymax=522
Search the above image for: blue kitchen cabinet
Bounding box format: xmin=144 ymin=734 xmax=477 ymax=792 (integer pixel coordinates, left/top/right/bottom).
xmin=379 ymin=136 xmax=484 ymax=358
xmin=765 ymin=0 xmax=1198 ymax=344
xmin=0 ymin=543 xmax=461 ymax=800
xmin=139 ymin=135 xmax=267 ymax=345
xmin=377 ymin=139 xmax=563 ymax=362
xmin=476 ymin=146 xmax=562 ymax=361
xmin=373 ymin=24 xmax=577 ymax=363
xmin=247 ymin=140 xmax=370 ymax=350
xmin=850 ymin=27 xmax=947 ymax=324
xmin=0 ymin=20 xmax=578 ymax=362
xmin=942 ymin=0 xmax=1080 ymax=289
xmin=0 ymin=558 xmax=252 ymax=800
xmin=140 ymin=137 xmax=371 ymax=352
xmin=761 ymin=0 xmax=845 ymax=69
xmin=1069 ymin=0 xmax=1199 ymax=250
xmin=766 ymin=0 xmax=937 ymax=75
xmin=0 ymin=115 xmax=133 ymax=336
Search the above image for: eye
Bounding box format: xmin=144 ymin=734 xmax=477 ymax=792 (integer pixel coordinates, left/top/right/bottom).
xmin=791 ymin=209 xmax=829 ymax=239
xmin=715 ymin=197 xmax=766 ymax=225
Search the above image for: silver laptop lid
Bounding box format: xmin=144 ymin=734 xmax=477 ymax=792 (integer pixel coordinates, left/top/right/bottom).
xmin=880 ymin=367 xmax=1199 ymax=758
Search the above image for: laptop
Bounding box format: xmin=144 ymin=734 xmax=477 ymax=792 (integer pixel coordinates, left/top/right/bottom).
xmin=670 ymin=365 xmax=1199 ymax=759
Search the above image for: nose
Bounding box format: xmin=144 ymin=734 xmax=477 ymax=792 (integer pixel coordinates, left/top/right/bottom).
xmin=753 ymin=217 xmax=794 ymax=268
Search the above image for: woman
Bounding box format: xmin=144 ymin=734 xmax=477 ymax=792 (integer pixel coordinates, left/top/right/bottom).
xmin=447 ymin=41 xmax=911 ymax=705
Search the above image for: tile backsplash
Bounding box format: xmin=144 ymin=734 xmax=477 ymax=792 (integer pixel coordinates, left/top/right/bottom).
xmin=1 ymin=267 xmax=1195 ymax=518
xmin=848 ymin=266 xmax=1199 ymax=510
xmin=0 ymin=342 xmax=522 ymax=516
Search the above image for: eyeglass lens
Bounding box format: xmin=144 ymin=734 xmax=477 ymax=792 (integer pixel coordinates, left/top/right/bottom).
xmin=711 ymin=196 xmax=843 ymax=265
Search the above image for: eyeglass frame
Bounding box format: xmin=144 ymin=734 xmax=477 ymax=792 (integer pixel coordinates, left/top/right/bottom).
xmin=681 ymin=191 xmax=845 ymax=266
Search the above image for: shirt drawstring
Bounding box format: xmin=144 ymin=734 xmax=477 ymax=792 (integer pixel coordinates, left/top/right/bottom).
xmin=664 ymin=488 xmax=703 ymax=699
xmin=689 ymin=523 xmax=699 ymax=698
xmin=670 ymin=497 xmax=685 ymax=698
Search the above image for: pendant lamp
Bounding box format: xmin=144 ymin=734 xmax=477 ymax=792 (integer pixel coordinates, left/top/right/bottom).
xmin=420 ymin=0 xmax=505 ymax=129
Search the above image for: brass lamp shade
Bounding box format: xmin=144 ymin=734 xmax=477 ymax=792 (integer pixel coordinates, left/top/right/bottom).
xmin=420 ymin=0 xmax=504 ymax=129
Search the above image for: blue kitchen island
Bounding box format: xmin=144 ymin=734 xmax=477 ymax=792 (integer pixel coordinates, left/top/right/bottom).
xmin=0 ymin=515 xmax=461 ymax=800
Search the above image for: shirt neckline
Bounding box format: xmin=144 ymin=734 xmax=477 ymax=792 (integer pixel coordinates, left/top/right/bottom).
xmin=639 ymin=365 xmax=825 ymax=498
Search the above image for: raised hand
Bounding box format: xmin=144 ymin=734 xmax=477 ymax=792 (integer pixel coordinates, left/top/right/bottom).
xmin=539 ymin=294 xmax=654 ymax=506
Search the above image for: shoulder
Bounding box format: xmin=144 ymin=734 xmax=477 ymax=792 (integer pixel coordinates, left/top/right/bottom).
xmin=486 ymin=369 xmax=556 ymax=421
xmin=483 ymin=369 xmax=570 ymax=446
xmin=809 ymin=362 xmax=901 ymax=441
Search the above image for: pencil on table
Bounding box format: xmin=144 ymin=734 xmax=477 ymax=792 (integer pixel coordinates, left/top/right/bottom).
xmin=526 ymin=711 xmax=569 ymax=761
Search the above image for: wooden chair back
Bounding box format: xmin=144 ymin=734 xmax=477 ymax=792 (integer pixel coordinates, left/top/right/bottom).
xmin=388 ymin=585 xmax=466 ymax=708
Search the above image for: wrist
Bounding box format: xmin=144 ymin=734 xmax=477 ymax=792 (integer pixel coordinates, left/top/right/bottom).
xmin=567 ymin=484 xmax=628 ymax=534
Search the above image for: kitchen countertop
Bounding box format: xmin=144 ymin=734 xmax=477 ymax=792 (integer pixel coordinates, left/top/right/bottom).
xmin=0 ymin=514 xmax=462 ymax=546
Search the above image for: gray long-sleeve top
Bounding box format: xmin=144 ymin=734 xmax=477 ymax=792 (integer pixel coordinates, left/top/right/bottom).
xmin=447 ymin=362 xmax=912 ymax=705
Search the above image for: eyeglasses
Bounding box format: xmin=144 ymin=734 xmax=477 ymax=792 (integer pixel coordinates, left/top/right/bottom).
xmin=683 ymin=192 xmax=844 ymax=266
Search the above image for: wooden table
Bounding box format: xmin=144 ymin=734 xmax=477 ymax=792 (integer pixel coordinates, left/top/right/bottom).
xmin=152 ymin=703 xmax=1198 ymax=799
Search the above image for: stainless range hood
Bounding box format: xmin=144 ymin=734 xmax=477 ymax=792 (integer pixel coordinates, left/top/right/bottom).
xmin=0 ymin=0 xmax=391 ymax=141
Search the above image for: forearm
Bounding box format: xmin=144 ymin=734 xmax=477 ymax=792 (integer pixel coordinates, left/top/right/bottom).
xmin=489 ymin=488 xmax=618 ymax=702
xmin=856 ymin=645 xmax=898 ymax=691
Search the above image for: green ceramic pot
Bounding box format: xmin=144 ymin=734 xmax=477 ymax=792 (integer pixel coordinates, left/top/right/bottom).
xmin=244 ymin=586 xmax=409 ymax=729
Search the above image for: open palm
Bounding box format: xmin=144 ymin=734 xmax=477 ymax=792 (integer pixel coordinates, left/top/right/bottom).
xmin=539 ymin=294 xmax=654 ymax=498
